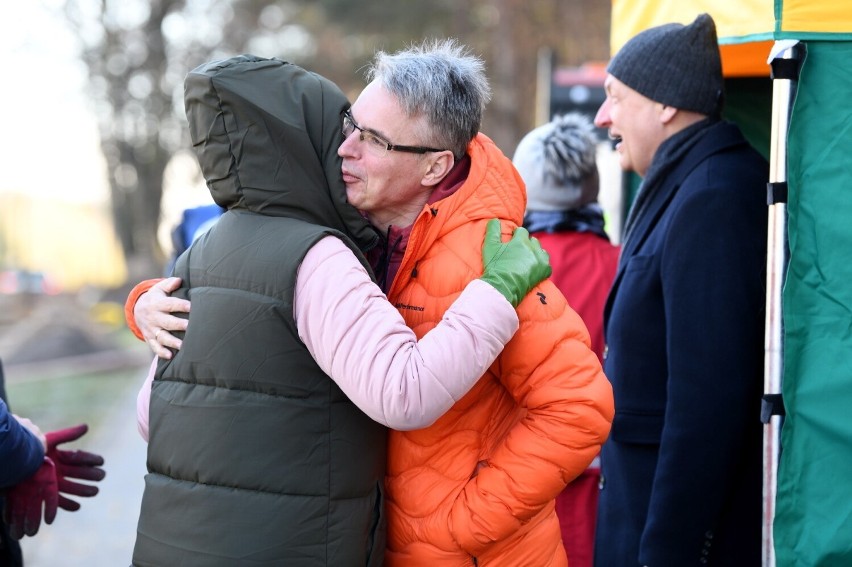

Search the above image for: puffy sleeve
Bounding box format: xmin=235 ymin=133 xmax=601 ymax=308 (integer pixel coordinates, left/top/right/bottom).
xmin=136 ymin=357 xmax=157 ymax=442
xmin=295 ymin=236 xmax=521 ymax=430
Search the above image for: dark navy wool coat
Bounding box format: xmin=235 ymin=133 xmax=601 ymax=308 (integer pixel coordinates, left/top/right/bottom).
xmin=595 ymin=120 xmax=768 ymax=567
xmin=1 ymin=360 xmax=44 ymax=566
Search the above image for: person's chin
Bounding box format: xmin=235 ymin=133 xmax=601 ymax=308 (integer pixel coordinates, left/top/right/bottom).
xmin=345 ymin=186 xmax=362 ymax=208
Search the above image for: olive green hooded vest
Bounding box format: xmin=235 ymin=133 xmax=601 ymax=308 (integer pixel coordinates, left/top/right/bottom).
xmin=132 ymin=55 xmax=385 ymax=566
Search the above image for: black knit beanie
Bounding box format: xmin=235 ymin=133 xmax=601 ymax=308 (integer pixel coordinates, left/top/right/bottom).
xmin=607 ymin=13 xmax=724 ymax=115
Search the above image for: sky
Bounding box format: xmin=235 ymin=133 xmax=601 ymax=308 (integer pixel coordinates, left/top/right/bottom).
xmin=0 ymin=2 xmax=108 ymax=204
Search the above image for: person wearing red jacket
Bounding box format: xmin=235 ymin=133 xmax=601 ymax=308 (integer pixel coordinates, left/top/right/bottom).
xmin=513 ymin=113 xmax=619 ymax=567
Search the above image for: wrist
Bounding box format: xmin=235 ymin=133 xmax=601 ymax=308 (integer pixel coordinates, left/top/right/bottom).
xmin=479 ymin=275 xmax=519 ymax=307
xmin=125 ymin=279 xmax=163 ymax=340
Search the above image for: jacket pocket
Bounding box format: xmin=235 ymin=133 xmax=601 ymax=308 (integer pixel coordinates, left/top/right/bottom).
xmin=623 ymin=253 xmax=654 ymax=274
xmin=609 ymin=411 xmax=664 ymax=444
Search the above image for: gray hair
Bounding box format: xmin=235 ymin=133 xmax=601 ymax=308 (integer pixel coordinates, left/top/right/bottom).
xmin=366 ymin=38 xmax=492 ymax=159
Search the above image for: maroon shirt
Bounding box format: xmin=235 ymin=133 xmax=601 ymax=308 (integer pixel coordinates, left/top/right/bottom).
xmin=368 ymin=156 xmax=471 ymax=293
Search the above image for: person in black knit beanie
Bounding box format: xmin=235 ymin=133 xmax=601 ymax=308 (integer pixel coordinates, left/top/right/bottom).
xmin=592 ymin=13 xmax=768 ymax=567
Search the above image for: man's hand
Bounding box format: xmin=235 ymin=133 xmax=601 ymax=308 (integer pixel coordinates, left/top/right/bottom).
xmin=480 ymin=219 xmax=552 ymax=307
xmin=3 ymin=458 xmax=58 ymax=539
xmin=45 ymin=424 xmax=105 ymax=511
xmin=135 ymin=277 xmax=190 ymax=359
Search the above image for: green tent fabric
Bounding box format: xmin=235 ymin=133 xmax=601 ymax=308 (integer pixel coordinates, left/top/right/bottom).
xmin=723 ymin=77 xmax=772 ymax=160
xmin=774 ymin=40 xmax=852 ymax=566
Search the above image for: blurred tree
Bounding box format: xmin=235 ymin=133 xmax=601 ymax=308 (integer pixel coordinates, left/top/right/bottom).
xmin=301 ymin=0 xmax=610 ymax=151
xmin=61 ymin=0 xmax=608 ymax=281
xmin=64 ymin=0 xmax=190 ymax=280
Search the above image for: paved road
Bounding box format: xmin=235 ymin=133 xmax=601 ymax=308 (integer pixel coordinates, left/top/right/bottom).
xmin=19 ymin=362 xmax=149 ymax=566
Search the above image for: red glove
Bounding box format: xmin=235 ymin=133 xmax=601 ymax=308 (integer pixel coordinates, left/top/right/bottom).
xmin=45 ymin=424 xmax=105 ymax=511
xmin=3 ymin=457 xmax=59 ymax=539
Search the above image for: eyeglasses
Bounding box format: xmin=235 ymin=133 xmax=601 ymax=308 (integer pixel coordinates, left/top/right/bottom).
xmin=342 ymin=110 xmax=446 ymax=156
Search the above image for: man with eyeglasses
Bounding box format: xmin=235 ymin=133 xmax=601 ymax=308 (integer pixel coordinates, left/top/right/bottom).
xmin=332 ymin=41 xmax=612 ymax=566
xmin=129 ymin=40 xmax=613 ymax=565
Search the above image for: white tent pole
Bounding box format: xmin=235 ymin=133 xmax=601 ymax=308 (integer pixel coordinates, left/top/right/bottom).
xmin=763 ymin=40 xmax=799 ymax=567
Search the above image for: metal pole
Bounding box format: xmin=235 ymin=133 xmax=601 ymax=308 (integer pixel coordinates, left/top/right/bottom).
xmin=763 ymin=42 xmax=799 ymax=567
xmin=534 ymin=47 xmax=554 ymax=127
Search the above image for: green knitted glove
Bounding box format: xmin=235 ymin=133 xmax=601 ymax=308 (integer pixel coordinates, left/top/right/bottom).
xmin=480 ymin=219 xmax=552 ymax=307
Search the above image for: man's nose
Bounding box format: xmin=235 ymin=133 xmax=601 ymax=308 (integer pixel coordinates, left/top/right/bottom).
xmin=594 ymin=99 xmax=611 ymax=128
xmin=338 ymin=131 xmax=357 ymax=157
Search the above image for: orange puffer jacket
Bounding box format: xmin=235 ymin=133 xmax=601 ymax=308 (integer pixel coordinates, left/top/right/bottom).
xmin=384 ymin=133 xmax=615 ymax=566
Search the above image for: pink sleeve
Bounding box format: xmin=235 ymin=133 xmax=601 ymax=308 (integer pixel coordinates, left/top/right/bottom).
xmin=295 ymin=236 xmax=519 ymax=430
xmin=136 ymin=357 xmax=157 ymax=442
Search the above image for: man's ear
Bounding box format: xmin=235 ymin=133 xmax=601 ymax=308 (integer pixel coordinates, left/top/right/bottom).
xmin=422 ymin=150 xmax=455 ymax=187
xmin=659 ymin=104 xmax=678 ymax=125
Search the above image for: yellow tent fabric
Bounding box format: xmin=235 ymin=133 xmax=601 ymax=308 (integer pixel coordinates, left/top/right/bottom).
xmin=611 ymin=0 xmax=772 ymax=52
xmin=610 ymin=0 xmax=852 ymax=76
xmin=779 ymin=0 xmax=852 ymax=36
